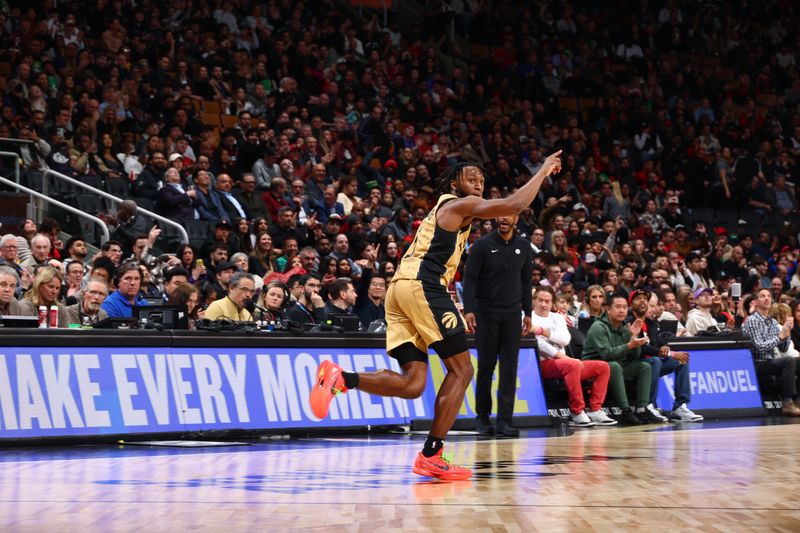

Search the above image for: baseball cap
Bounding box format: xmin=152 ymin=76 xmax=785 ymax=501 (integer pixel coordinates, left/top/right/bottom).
xmin=214 ymin=261 xmax=237 ymax=273
xmin=169 ymin=153 xmax=182 ymax=162
xmin=666 ymin=196 xmax=679 ymax=205
xmin=328 ymin=214 xmax=343 ymax=222
xmin=674 ymin=224 xmax=687 ymax=232
xmin=694 ymin=287 xmax=713 ymax=299
xmin=215 ymin=220 xmax=232 ymax=229
xmin=384 ymin=159 xmax=398 ymax=169
xmin=584 ymin=252 xmax=597 ymax=264
xmin=628 ymin=289 xmax=651 ymax=305
xmin=572 ymin=203 xmax=589 ymax=213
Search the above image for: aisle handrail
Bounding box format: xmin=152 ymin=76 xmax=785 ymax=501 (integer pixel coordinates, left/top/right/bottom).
xmin=42 ymin=169 xmax=189 ymax=243
xmin=0 ymin=151 xmax=21 ymax=184
xmin=0 ymin=174 xmax=110 ymax=243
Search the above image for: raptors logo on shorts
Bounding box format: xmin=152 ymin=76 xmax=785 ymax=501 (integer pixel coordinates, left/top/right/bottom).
xmin=384 ymin=194 xmax=471 ymax=358
xmin=441 ymin=311 xmax=459 ymax=329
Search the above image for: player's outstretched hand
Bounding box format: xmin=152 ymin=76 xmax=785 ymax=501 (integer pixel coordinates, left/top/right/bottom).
xmin=541 ymin=150 xmax=562 ymax=176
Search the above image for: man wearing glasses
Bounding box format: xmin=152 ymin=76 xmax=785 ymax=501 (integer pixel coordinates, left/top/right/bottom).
xmin=205 ymin=272 xmax=255 ymax=321
xmin=0 ymin=266 xmax=24 ymax=315
xmin=530 ymin=228 xmax=545 ymax=253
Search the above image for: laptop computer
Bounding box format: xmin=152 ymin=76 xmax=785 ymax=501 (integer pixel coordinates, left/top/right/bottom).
xmin=93 ymin=317 xmax=137 ymax=329
xmin=660 ymin=320 xmax=679 ymax=335
xmin=0 ymin=315 xmax=39 ymax=328
xmin=328 ymin=314 xmax=361 ymax=332
xmin=133 ymin=305 xmax=189 ymax=330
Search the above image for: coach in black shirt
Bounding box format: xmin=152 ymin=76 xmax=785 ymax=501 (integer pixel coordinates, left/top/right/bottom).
xmin=463 ymin=214 xmax=533 ymax=437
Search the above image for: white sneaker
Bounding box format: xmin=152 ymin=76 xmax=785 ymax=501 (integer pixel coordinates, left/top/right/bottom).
xmin=587 ymin=409 xmax=618 ymax=425
xmin=569 ymin=411 xmax=595 ymax=427
xmin=671 ymin=403 xmax=704 ymax=422
xmin=645 ymin=403 xmax=669 ymax=423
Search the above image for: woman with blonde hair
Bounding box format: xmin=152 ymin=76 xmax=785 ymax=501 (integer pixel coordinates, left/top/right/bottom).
xmin=256 ymin=280 xmax=290 ymax=323
xmin=675 ymin=284 xmax=693 ymax=324
xmin=577 ymin=285 xmax=606 ymax=319
xmin=19 ymin=266 xmax=67 ymax=320
xmin=549 ymin=230 xmax=578 ymax=266
xmin=603 ymin=181 xmax=631 ymax=220
xmin=770 ymin=303 xmax=799 ymax=357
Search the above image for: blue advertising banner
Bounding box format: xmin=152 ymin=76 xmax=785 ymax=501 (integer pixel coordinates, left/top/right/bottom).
xmin=0 ymin=345 xmax=547 ymax=439
xmin=421 ymin=347 xmax=548 ymax=420
xmin=655 ymin=348 xmax=762 ymax=410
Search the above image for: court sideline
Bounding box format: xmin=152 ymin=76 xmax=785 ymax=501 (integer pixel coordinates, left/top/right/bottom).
xmin=0 ymin=419 xmax=798 ymax=531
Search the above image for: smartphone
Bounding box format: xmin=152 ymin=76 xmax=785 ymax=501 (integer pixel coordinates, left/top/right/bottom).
xmin=196 ymin=259 xmax=204 ymax=268
xmin=731 ymin=283 xmax=741 ymax=301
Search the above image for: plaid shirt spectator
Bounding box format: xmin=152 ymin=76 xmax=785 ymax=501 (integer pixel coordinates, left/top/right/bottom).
xmin=742 ymin=311 xmax=788 ymax=363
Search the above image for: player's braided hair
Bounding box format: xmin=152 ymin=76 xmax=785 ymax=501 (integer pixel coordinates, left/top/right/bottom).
xmin=433 ymin=162 xmax=488 ymax=196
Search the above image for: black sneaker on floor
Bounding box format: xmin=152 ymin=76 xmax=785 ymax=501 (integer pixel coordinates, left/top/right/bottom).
xmin=495 ymin=424 xmax=520 ymax=437
xmin=475 ymin=416 xmax=494 ymax=435
xmin=618 ymin=408 xmax=643 ymax=425
xmin=636 ymin=406 xmax=667 ymax=424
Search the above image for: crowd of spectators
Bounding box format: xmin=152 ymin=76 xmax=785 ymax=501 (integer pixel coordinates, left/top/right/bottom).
xmin=0 ymin=1 xmax=799 ymax=406
xmin=0 ymin=0 xmax=800 ymax=416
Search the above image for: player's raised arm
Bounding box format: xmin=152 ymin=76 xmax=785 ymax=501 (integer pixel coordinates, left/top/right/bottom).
xmin=443 ymin=150 xmax=562 ymax=222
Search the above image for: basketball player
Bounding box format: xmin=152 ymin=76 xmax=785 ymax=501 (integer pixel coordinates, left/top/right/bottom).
xmin=310 ymin=151 xmax=562 ymax=480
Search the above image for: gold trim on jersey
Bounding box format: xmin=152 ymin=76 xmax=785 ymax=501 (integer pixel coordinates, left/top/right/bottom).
xmin=392 ymin=194 xmax=470 ymax=287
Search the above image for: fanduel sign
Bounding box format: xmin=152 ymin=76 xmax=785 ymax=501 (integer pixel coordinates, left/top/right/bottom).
xmin=656 ymin=349 xmax=762 ymax=410
xmin=0 ymin=347 xmax=546 ymax=439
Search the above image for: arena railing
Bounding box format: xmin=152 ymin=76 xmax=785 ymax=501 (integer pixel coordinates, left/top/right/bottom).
xmin=0 ymin=173 xmax=110 ymax=243
xmin=42 ymin=169 xmax=189 ymax=244
xmin=0 ymin=151 xmax=21 ymax=185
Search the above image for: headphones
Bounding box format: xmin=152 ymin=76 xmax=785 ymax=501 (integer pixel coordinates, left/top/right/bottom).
xmin=263 ymin=280 xmax=291 ymax=311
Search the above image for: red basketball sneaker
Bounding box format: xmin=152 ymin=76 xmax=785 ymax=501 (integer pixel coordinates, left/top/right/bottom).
xmin=309 ymin=360 xmax=347 ymax=419
xmin=412 ymin=449 xmax=472 ymax=481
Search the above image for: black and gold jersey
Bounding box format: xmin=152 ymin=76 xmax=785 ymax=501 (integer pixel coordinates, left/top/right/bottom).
xmin=392 ymin=193 xmax=470 ymax=288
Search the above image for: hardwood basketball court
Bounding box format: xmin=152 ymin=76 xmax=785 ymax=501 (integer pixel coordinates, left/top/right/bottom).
xmin=1 ymin=418 xmax=798 ymax=531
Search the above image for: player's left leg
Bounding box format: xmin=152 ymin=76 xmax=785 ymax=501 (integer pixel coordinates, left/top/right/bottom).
xmin=411 ymin=334 xmax=474 ymax=481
